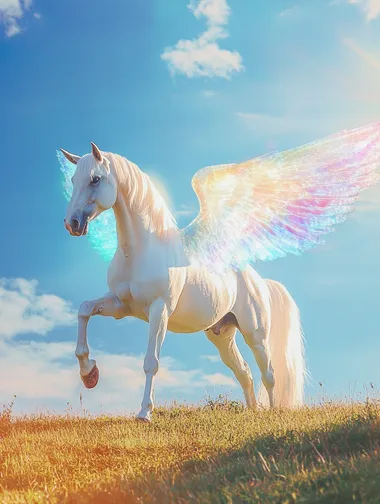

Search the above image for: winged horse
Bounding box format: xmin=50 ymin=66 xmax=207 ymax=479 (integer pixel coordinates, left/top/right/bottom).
xmin=60 ymin=123 xmax=380 ymax=422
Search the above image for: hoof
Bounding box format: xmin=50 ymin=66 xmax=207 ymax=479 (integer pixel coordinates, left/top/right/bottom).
xmin=81 ymin=364 xmax=99 ymax=389
xmin=136 ymin=416 xmax=151 ymax=424
xmin=136 ymin=411 xmax=152 ymax=423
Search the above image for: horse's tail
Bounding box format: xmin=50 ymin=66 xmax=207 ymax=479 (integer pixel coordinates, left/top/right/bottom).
xmin=258 ymin=279 xmax=306 ymax=408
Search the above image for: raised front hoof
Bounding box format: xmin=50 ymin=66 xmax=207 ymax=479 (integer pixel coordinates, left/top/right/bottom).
xmin=81 ymin=365 xmax=99 ymax=389
xmin=136 ymin=411 xmax=152 ymax=423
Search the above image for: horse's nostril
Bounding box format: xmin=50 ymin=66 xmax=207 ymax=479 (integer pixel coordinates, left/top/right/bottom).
xmin=71 ymin=218 xmax=80 ymax=232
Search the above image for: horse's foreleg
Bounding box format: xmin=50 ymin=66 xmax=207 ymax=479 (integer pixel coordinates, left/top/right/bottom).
xmin=137 ymin=298 xmax=169 ymax=423
xmin=76 ymin=292 xmax=126 ymax=389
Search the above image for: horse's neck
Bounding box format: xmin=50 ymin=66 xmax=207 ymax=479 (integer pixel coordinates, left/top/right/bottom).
xmin=112 ymin=190 xmax=182 ymax=259
xmin=112 ymin=192 xmax=145 ymax=254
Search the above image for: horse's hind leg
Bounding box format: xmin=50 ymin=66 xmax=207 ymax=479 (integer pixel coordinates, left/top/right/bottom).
xmin=205 ymin=325 xmax=256 ymax=408
xmin=242 ymin=327 xmax=275 ymax=407
xmin=234 ymin=297 xmax=275 ymax=407
xmin=238 ymin=318 xmax=275 ymax=407
xmin=232 ymin=269 xmax=278 ymax=407
xmin=76 ymin=292 xmax=126 ymax=388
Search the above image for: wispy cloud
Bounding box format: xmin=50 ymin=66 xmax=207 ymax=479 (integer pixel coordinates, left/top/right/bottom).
xmin=0 ymin=278 xmax=76 ymax=340
xmin=236 ymin=112 xmax=305 ymax=136
xmin=201 ymin=89 xmax=218 ymax=98
xmin=0 ymin=0 xmax=39 ymax=37
xmin=352 ymin=184 xmax=380 ymax=215
xmin=175 ymin=204 xmax=197 ymax=219
xmin=237 ymin=32 xmax=380 ymax=142
xmin=342 ymin=37 xmax=380 ymax=69
xmin=201 ymin=354 xmax=220 ymax=363
xmin=355 ymin=200 xmax=380 ymax=213
xmin=348 ymin=0 xmax=380 ymax=21
xmin=279 ymin=6 xmax=299 ymax=18
xmin=161 ymin=0 xmax=243 ymax=79
xmin=340 ymin=37 xmax=380 ymax=105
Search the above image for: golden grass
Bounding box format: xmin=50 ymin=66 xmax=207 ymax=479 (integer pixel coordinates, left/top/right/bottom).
xmin=0 ymin=396 xmax=379 ymax=503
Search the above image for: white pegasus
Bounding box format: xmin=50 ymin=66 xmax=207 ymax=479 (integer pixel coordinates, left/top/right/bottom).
xmin=60 ymin=122 xmax=380 ymax=422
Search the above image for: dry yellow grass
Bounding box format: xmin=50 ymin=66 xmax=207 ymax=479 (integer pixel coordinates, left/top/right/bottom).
xmin=0 ymin=396 xmax=379 ymax=503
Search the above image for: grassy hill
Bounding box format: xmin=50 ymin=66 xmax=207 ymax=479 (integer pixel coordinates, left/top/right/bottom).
xmin=0 ymin=397 xmax=379 ymax=503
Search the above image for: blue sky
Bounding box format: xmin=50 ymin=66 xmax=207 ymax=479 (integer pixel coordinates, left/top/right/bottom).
xmin=1 ymin=0 xmax=380 ymax=415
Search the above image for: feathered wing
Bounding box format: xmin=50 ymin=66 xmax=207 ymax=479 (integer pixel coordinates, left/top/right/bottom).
xmin=182 ymin=122 xmax=380 ymax=273
xmin=57 ymin=151 xmax=117 ymax=261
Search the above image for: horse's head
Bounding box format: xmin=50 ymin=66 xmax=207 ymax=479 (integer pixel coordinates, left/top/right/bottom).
xmin=61 ymin=143 xmax=118 ymax=236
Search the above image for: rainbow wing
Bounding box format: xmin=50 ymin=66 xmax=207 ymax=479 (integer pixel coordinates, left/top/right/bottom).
xmin=57 ymin=150 xmax=117 ymax=261
xmin=182 ymin=122 xmax=380 ymax=273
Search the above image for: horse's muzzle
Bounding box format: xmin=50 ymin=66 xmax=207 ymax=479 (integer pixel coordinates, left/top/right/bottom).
xmin=64 ymin=216 xmax=89 ymax=236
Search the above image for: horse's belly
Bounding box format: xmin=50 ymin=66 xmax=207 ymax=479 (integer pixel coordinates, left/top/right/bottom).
xmin=168 ymin=269 xmax=237 ymax=333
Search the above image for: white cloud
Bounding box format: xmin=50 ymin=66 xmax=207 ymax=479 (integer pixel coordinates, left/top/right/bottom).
xmin=190 ymin=0 xmax=231 ymax=25
xmin=0 ymin=0 xmax=34 ymax=37
xmin=0 ymin=278 xmax=76 ymax=339
xmin=205 ymin=372 xmax=236 ymax=386
xmin=201 ymin=354 xmax=221 ymax=363
xmin=0 ymin=340 xmax=237 ymax=415
xmin=348 ymin=0 xmax=380 ymax=20
xmin=0 ymin=340 xmax=78 ymax=400
xmin=161 ymin=0 xmax=243 ymax=79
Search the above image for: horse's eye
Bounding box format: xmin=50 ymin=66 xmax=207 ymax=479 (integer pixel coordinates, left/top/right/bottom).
xmin=91 ymin=176 xmax=101 ymax=185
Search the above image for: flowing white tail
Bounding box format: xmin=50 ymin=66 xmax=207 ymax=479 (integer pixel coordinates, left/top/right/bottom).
xmin=258 ymin=280 xmax=306 ymax=408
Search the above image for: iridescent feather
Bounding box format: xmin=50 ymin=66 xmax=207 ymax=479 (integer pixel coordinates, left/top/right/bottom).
xmin=57 ymin=150 xmax=117 ymax=261
xmin=182 ymin=122 xmax=380 ymax=273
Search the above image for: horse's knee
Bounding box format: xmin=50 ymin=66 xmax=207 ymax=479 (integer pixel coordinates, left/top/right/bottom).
xmin=78 ymin=301 xmax=94 ymax=318
xmin=75 ymin=348 xmax=89 ymax=360
xmin=143 ymin=355 xmax=159 ymax=375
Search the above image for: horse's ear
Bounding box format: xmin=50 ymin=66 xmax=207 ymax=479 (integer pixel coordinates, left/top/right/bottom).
xmin=60 ymin=148 xmax=80 ymax=165
xmin=91 ymin=142 xmax=103 ymax=163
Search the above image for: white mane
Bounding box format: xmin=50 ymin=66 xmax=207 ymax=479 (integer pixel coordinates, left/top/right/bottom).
xmin=105 ymin=152 xmax=178 ymax=238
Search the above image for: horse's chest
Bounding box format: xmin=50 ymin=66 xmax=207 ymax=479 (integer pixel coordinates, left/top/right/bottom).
xmin=109 ymin=263 xmax=171 ymax=322
xmin=110 ymin=278 xmax=164 ymax=317
xmin=107 ymin=249 xmax=176 ymax=310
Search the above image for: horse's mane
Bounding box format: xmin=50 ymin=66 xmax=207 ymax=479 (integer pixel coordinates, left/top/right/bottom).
xmin=105 ymin=152 xmax=178 ymax=237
